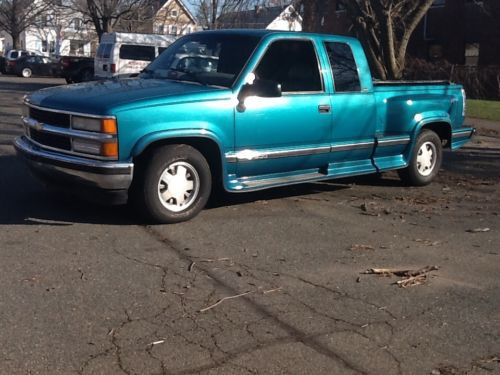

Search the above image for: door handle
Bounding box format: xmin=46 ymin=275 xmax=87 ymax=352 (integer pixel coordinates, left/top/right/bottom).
xmin=318 ymin=104 xmax=331 ymax=114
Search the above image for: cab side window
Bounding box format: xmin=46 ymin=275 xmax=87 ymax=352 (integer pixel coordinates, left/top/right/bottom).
xmin=255 ymin=39 xmax=322 ymax=93
xmin=325 ymin=42 xmax=361 ymax=93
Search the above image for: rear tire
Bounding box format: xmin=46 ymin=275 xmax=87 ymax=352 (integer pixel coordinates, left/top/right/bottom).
xmin=398 ymin=130 xmax=442 ymax=186
xmin=21 ymin=68 xmax=32 ymax=78
xmin=133 ymin=144 xmax=212 ymax=224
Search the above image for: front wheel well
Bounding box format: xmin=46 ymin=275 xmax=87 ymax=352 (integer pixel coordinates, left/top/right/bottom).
xmin=133 ymin=137 xmax=223 ymax=189
xmin=420 ymin=122 xmax=451 ymax=148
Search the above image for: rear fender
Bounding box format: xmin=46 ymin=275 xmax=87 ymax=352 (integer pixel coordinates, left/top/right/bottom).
xmin=404 ymin=111 xmax=452 ymax=163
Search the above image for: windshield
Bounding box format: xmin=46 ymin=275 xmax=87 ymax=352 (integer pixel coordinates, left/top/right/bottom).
xmin=141 ymin=33 xmax=261 ymax=88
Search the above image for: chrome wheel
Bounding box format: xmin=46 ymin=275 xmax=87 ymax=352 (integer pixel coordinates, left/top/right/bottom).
xmin=157 ymin=161 xmax=200 ymax=212
xmin=22 ymin=68 xmax=32 ymax=78
xmin=416 ymin=141 xmax=437 ymax=177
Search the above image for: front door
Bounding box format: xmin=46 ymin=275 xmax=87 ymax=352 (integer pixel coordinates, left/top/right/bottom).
xmin=234 ymin=39 xmax=332 ymax=178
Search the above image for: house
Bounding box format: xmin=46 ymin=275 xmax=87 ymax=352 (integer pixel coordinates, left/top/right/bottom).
xmin=321 ymin=0 xmax=500 ymax=66
xmin=1 ymin=7 xmax=96 ymax=57
xmin=153 ymin=0 xmax=197 ymax=36
xmin=217 ymin=4 xmax=302 ymax=31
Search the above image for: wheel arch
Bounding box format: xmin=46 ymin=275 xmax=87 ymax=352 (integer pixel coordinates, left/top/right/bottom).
xmin=419 ymin=121 xmax=452 ymax=149
xmin=404 ymin=115 xmax=451 ymax=166
xmin=132 ymin=135 xmax=225 ymax=191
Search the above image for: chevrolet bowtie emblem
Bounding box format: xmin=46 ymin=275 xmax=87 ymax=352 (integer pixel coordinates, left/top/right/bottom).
xmin=31 ymin=120 xmax=44 ymax=131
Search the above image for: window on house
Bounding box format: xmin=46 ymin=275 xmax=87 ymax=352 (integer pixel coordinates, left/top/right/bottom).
xmin=324 ymin=42 xmax=361 ymax=93
xmin=432 ymin=0 xmax=446 ymax=7
xmin=465 ymin=43 xmax=480 ymax=66
xmin=170 ymin=25 xmax=178 ymax=35
xmin=170 ymin=10 xmax=178 ymax=18
xmin=42 ymin=40 xmax=48 ymax=52
xmin=73 ymin=18 xmax=81 ymax=30
xmin=254 ymin=39 xmax=322 ymax=93
xmin=157 ymin=25 xmax=164 ymax=34
xmin=70 ymin=40 xmax=85 ymax=55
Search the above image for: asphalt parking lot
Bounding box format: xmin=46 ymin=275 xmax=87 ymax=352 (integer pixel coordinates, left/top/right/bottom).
xmin=0 ymin=75 xmax=499 ymax=375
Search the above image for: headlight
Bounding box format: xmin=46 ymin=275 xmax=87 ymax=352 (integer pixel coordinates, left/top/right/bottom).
xmin=72 ymin=139 xmax=118 ymax=158
xmin=72 ymin=138 xmax=102 ymax=155
xmin=72 ymin=116 xmax=117 ymax=134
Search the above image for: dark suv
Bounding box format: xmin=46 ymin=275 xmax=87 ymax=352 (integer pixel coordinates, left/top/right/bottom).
xmin=4 ymin=50 xmax=38 ymax=74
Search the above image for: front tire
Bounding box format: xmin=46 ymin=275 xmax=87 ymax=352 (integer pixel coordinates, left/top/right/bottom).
xmin=398 ymin=130 xmax=442 ymax=186
xmin=133 ymin=144 xmax=212 ymax=224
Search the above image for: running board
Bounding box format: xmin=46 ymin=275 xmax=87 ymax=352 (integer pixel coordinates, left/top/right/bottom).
xmin=228 ymin=171 xmax=327 ymax=192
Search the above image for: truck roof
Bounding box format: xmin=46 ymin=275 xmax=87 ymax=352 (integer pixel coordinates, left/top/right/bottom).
xmin=193 ymin=29 xmax=359 ymax=43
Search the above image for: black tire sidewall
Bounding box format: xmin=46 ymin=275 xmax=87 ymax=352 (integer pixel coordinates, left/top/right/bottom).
xmin=407 ymin=130 xmax=442 ymax=186
xmin=140 ymin=145 xmax=212 ymax=223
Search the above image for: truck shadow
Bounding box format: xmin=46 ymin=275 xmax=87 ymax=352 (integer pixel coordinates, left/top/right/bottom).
xmin=0 ymin=149 xmax=497 ymax=226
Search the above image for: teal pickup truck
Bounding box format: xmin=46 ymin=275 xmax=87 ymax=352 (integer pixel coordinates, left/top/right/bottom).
xmin=15 ymin=30 xmax=474 ymax=223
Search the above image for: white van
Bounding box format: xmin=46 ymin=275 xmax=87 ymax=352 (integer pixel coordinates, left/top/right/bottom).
xmin=94 ymin=32 xmax=175 ymax=79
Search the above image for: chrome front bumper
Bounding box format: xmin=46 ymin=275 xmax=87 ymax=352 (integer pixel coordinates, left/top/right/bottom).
xmin=14 ymin=136 xmax=134 ymax=190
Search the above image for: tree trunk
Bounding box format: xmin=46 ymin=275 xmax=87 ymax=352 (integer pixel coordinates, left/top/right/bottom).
xmin=11 ymin=33 xmax=20 ymax=49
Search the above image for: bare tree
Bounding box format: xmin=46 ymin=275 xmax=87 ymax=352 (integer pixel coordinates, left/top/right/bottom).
xmin=189 ymin=0 xmax=256 ymax=30
xmin=60 ymin=0 xmax=155 ymax=40
xmin=301 ymin=0 xmax=435 ymax=80
xmin=0 ymin=0 xmax=51 ymax=49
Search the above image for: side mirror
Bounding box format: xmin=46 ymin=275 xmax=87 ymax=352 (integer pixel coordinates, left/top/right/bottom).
xmin=237 ymin=79 xmax=282 ymax=112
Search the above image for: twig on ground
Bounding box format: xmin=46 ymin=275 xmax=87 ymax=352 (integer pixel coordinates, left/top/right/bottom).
xmin=199 ymin=291 xmax=253 ymax=313
xmin=263 ymin=287 xmax=283 ymax=294
xmin=362 ymin=266 xmax=439 ymax=287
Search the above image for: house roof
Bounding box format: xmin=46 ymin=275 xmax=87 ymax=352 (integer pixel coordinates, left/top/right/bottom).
xmin=157 ymin=0 xmax=197 ymax=24
xmin=218 ymin=4 xmax=298 ymax=29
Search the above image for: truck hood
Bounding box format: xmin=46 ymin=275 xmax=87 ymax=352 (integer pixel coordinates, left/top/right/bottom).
xmin=27 ymin=78 xmax=228 ymax=114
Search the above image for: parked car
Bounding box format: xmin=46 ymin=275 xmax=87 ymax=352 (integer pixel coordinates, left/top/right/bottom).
xmin=15 ymin=30 xmax=475 ymax=224
xmin=94 ymin=32 xmax=175 ymax=79
xmin=59 ymin=56 xmax=94 ymax=83
xmin=13 ymin=55 xmax=58 ymax=78
xmin=4 ymin=50 xmax=38 ymax=74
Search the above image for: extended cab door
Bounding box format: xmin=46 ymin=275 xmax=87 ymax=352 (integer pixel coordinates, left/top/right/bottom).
xmin=234 ymin=38 xmax=332 ymax=178
xmin=324 ymin=40 xmax=378 ymax=176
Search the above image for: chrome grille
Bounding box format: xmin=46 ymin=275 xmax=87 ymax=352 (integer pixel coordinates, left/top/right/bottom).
xmin=29 ymin=107 xmax=70 ymax=128
xmin=22 ymin=103 xmax=118 ymax=160
xmin=29 ymin=128 xmax=71 ymax=150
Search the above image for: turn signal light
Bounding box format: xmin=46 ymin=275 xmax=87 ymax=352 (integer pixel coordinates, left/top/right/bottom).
xmin=101 ymin=118 xmax=117 ymax=134
xmin=101 ymin=142 xmax=118 ymax=158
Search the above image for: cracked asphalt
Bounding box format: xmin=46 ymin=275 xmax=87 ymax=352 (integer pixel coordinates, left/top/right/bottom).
xmin=0 ymin=76 xmax=499 ymax=375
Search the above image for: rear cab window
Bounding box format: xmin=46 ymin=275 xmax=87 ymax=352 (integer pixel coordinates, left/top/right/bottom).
xmin=324 ymin=41 xmax=361 ymax=93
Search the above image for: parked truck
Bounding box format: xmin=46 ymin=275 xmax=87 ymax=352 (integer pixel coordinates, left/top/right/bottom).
xmin=59 ymin=56 xmax=94 ymax=83
xmin=15 ymin=30 xmax=474 ymax=223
